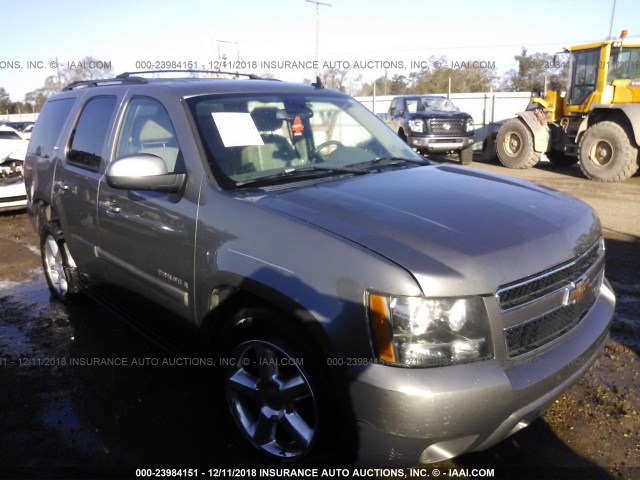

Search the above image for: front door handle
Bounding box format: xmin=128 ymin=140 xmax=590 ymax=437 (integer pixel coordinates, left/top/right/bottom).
xmin=100 ymin=200 xmax=121 ymax=217
xmin=55 ymin=182 xmax=69 ymax=195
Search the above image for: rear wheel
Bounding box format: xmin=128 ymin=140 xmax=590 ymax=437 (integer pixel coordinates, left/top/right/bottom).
xmin=578 ymin=121 xmax=639 ymax=182
xmin=496 ymin=118 xmax=541 ymax=169
xmin=40 ymin=224 xmax=81 ymax=302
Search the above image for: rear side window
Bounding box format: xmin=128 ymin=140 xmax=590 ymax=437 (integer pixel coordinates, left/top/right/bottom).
xmin=68 ymin=96 xmax=116 ymax=170
xmin=27 ymin=98 xmax=75 ymax=158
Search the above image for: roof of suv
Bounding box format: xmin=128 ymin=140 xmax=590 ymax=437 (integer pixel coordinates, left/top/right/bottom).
xmin=59 ymin=73 xmax=345 ymax=99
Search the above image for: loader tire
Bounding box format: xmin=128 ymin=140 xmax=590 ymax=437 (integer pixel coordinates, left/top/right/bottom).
xmin=496 ymin=118 xmax=541 ymax=169
xmin=578 ymin=121 xmax=639 ymax=182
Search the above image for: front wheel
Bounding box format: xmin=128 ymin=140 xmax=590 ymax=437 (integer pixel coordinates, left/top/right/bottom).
xmin=578 ymin=121 xmax=639 ymax=182
xmin=221 ymin=308 xmax=331 ymax=463
xmin=496 ymin=118 xmax=541 ymax=169
xmin=40 ymin=224 xmax=81 ymax=302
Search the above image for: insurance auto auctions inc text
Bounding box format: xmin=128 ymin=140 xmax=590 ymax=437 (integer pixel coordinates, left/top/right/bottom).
xmin=208 ymin=467 xmax=496 ymax=478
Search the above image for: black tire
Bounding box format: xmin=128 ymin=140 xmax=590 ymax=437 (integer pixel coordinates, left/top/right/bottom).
xmin=578 ymin=121 xmax=639 ymax=182
xmin=220 ymin=308 xmax=333 ymax=463
xmin=458 ymin=146 xmax=473 ymax=165
xmin=546 ymin=151 xmax=579 ymax=167
xmin=496 ymin=118 xmax=541 ymax=169
xmin=40 ymin=223 xmax=81 ymax=302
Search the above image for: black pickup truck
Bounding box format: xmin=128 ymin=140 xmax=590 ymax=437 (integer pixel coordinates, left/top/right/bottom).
xmin=378 ymin=95 xmax=475 ymax=164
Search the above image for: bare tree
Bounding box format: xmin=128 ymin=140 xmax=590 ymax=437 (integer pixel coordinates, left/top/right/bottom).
xmin=321 ymin=67 xmax=351 ymax=92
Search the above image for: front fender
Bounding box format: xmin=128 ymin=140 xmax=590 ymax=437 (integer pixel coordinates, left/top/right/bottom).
xmin=577 ymin=104 xmax=640 ymax=146
xmin=193 ymin=195 xmax=422 ymax=358
xmin=516 ymin=110 xmax=550 ymax=153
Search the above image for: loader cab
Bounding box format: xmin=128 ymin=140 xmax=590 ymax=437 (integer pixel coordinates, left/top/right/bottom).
xmin=565 ymin=39 xmax=640 ymax=114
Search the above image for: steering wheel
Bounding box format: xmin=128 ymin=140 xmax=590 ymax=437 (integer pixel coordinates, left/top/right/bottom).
xmin=314 ymin=140 xmax=344 ymax=155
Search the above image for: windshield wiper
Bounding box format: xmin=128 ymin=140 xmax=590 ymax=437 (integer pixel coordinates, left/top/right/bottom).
xmin=348 ymin=156 xmax=430 ymax=168
xmin=235 ymin=165 xmax=368 ymax=188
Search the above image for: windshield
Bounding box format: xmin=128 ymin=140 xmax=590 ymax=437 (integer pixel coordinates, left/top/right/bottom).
xmin=188 ymin=92 xmax=421 ymax=187
xmin=607 ymin=47 xmax=640 ymax=83
xmin=420 ymin=97 xmax=458 ymax=112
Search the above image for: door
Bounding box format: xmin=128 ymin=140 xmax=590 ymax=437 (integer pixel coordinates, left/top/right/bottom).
xmin=97 ymin=95 xmax=197 ymax=318
xmin=567 ymin=48 xmax=600 ymax=108
xmin=55 ymin=95 xmax=117 ymax=278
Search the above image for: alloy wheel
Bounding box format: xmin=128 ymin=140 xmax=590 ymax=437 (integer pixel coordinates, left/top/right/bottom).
xmin=225 ymin=340 xmax=318 ymax=460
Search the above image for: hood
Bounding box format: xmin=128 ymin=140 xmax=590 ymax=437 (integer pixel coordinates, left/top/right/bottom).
xmin=408 ymin=111 xmax=471 ymax=120
xmin=258 ymin=165 xmax=601 ymax=296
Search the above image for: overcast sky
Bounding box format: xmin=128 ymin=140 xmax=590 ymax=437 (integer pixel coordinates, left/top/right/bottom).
xmin=1 ymin=0 xmax=639 ymax=101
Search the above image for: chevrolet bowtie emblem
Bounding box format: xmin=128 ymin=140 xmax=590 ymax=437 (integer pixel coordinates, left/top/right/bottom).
xmin=563 ymin=279 xmax=590 ymax=305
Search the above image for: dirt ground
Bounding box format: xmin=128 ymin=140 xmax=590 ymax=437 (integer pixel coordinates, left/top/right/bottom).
xmin=0 ymin=160 xmax=638 ymax=479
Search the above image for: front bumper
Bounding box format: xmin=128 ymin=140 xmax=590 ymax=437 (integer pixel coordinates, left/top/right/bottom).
xmin=346 ymin=281 xmax=615 ymax=467
xmin=0 ymin=180 xmax=27 ymax=213
xmin=408 ymin=135 xmax=474 ymax=152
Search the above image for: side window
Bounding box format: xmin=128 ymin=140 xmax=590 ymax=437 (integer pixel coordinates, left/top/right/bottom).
xmin=390 ymin=98 xmax=401 ymax=115
xmin=406 ymin=99 xmax=418 ymax=113
xmin=27 ymin=98 xmax=75 ymax=159
xmin=115 ymin=97 xmax=182 ymax=173
xmin=68 ymin=96 xmax=116 ymax=170
xmin=0 ymin=130 xmax=23 ymax=140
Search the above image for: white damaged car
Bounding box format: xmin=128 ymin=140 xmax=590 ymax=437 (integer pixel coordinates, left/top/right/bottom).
xmin=0 ymin=125 xmax=28 ymax=212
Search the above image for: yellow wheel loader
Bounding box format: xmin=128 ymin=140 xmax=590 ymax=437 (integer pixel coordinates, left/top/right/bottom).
xmin=496 ymin=32 xmax=640 ymax=182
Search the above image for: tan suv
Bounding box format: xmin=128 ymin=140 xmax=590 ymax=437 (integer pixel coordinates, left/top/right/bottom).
xmin=25 ymin=72 xmax=615 ymax=466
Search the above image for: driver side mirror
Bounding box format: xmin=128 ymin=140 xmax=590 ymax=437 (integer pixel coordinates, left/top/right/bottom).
xmin=106 ymin=154 xmax=186 ymax=193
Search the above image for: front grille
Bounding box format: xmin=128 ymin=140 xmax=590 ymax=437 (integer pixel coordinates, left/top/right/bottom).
xmin=504 ymin=271 xmax=602 ymax=357
xmin=429 ymin=119 xmax=466 ymax=135
xmin=497 ymin=240 xmax=602 ymax=311
xmin=498 ymin=239 xmax=605 ymax=358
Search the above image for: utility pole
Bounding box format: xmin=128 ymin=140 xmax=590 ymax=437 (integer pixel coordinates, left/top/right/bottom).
xmin=305 ymin=0 xmax=332 ymax=76
xmin=608 ymin=0 xmax=616 ymax=39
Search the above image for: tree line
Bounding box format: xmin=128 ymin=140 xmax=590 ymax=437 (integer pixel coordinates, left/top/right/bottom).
xmin=1 ymin=50 xmax=567 ymax=114
xmin=323 ymin=49 xmax=568 ymax=96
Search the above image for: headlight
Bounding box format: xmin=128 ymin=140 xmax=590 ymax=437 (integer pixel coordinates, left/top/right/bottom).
xmin=466 ymin=118 xmax=475 ymax=132
xmin=368 ymin=293 xmax=491 ymax=367
xmin=408 ymin=119 xmax=424 ymax=133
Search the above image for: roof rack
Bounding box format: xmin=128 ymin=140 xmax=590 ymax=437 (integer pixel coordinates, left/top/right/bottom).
xmin=62 ymin=76 xmax=147 ymax=91
xmin=116 ymin=69 xmax=278 ymax=80
xmin=62 ymin=70 xmax=281 ymax=91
